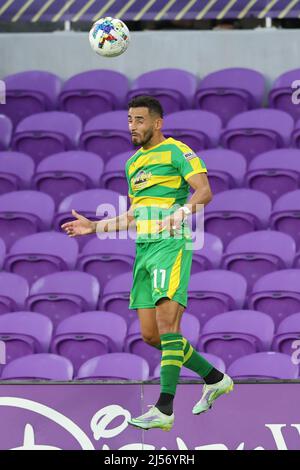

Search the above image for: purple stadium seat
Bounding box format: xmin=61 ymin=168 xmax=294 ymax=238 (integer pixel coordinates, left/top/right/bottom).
xmin=221 ymin=109 xmax=294 ymax=163
xmin=200 ymin=149 xmax=247 ymax=194
xmin=0 ymin=312 xmax=53 ymax=368
xmin=0 ymin=190 xmax=55 ymax=249
xmin=77 ymin=236 xmax=135 ymax=288
xmin=1 ymin=353 xmax=73 ymax=380
xmin=246 ymin=149 xmax=300 ymax=203
xmin=204 ymin=188 xmax=272 ymax=248
xmin=0 ymin=115 xmax=12 ymax=150
xmin=2 ymin=71 xmax=62 ymax=126
xmin=51 ymin=311 xmax=127 ymax=373
xmin=124 ymin=313 xmax=201 ymax=375
xmin=270 ymin=190 xmax=300 ymax=249
xmin=5 ymin=232 xmax=79 ymax=286
xmin=153 ymin=352 xmax=226 ymax=380
xmin=76 ymin=353 xmax=150 ymax=380
xmin=272 ymin=313 xmax=300 ymax=357
xmin=0 ymin=273 xmax=29 ymax=313
xmin=0 ymin=151 xmax=34 ymax=193
xmin=102 ymin=150 xmax=132 ymax=195
xmin=59 ymin=70 xmax=129 ymax=123
xmin=195 ymin=67 xmax=265 ymax=125
xmin=12 ymin=112 xmax=82 ymax=165
xmin=248 ymin=269 xmax=300 ymax=327
xmin=80 ymin=111 xmax=133 ymax=161
xmin=294 ymin=251 xmax=300 ymax=268
xmin=127 ymin=68 xmax=197 ymax=114
xmin=58 ymin=188 xmax=127 ymax=249
xmin=222 ymin=230 xmax=296 ymax=293
xmin=291 ymin=118 xmax=300 ymax=148
xmin=227 ymin=352 xmax=298 ymax=379
xmin=0 ymin=238 xmax=5 ymax=270
xmin=34 ymin=151 xmax=104 ymax=207
xmin=100 ymin=271 xmax=134 ymax=324
xmin=198 ymin=310 xmax=275 ymax=367
xmin=26 ymin=271 xmax=100 ymax=327
xmin=269 ymin=69 xmax=300 ymax=121
xmin=55 ymin=188 xmax=127 ymax=249
xmin=192 ymin=232 xmax=223 ymax=273
xmin=163 ymin=110 xmax=221 ymax=150
xmin=188 ymin=270 xmax=247 ymax=324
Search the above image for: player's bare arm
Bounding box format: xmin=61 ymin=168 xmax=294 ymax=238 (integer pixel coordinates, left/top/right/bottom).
xmin=157 ymin=173 xmax=213 ymax=234
xmin=61 ymin=206 xmax=135 ymax=237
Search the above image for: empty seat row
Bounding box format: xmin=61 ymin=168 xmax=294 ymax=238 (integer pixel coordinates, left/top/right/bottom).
xmin=0 ymin=351 xmax=298 ymax=381
xmin=2 ymin=68 xmax=300 ymax=127
xmin=0 ymin=187 xmax=299 ymax=251
xmin=3 ymin=108 xmax=300 ymax=163
xmin=0 ymin=309 xmax=299 ymax=377
xmin=0 ymin=230 xmax=299 ymax=294
xmin=0 ymin=269 xmax=300 ymax=328
xmin=2 ymin=148 xmax=300 ymax=204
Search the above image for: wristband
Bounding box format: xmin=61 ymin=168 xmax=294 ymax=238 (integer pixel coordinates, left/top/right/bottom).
xmin=180 ymin=206 xmax=192 ymax=216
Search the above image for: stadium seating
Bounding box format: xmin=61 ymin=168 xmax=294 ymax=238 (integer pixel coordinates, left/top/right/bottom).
xmin=12 ymin=112 xmax=82 ymax=164
xmin=58 ymin=70 xmax=129 ymax=123
xmin=34 ymin=151 xmax=104 ymax=207
xmin=195 ymin=67 xmax=265 ymax=125
xmin=221 ymin=109 xmax=294 ymax=162
xmin=163 ymin=110 xmax=222 ymax=149
xmin=0 ymin=115 xmax=12 ymax=150
xmin=26 ymin=271 xmax=100 ymax=327
xmin=227 ymin=352 xmax=299 ymax=379
xmin=222 ymin=230 xmax=296 ymax=293
xmin=77 ymin=236 xmax=135 ymax=288
xmin=127 ymin=68 xmax=197 ymax=114
xmin=0 ymin=151 xmax=34 ymax=193
xmin=248 ymin=269 xmax=300 ymax=327
xmin=245 ymin=149 xmax=300 ymax=202
xmin=76 ymin=353 xmax=149 ymax=380
xmin=0 ymin=66 xmax=300 ymax=380
xmin=51 ymin=311 xmax=127 ymax=373
xmin=201 ymin=149 xmax=247 ymax=194
xmin=187 ymin=270 xmax=247 ymax=324
xmin=2 ymin=71 xmax=62 ymax=126
xmin=4 ymin=232 xmax=79 ymax=285
xmin=198 ymin=310 xmax=275 ymax=367
xmin=1 ymin=353 xmax=73 ymax=380
xmin=269 ymin=69 xmax=300 ymax=121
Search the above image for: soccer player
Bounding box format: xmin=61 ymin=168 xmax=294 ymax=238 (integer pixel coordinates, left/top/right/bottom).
xmin=61 ymin=95 xmax=234 ymax=431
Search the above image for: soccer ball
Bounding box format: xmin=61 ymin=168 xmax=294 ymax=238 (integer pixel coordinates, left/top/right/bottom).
xmin=89 ymin=16 xmax=130 ymax=57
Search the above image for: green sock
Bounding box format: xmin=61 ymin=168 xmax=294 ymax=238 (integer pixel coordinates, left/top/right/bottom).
xmin=154 ymin=337 xmax=213 ymax=378
xmin=160 ymin=333 xmax=184 ymax=395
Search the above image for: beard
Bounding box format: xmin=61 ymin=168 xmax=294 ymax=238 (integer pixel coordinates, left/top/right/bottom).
xmin=132 ymin=129 xmax=154 ymax=147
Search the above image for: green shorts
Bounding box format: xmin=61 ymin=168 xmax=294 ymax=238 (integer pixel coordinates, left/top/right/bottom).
xmin=129 ymin=237 xmax=193 ymax=310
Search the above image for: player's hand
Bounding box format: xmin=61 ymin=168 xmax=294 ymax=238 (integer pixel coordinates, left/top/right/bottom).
xmin=61 ymin=210 xmax=96 ymax=237
xmin=156 ymin=210 xmax=185 ymax=236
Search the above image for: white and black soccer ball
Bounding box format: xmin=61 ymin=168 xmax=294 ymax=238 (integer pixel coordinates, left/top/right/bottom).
xmin=89 ymin=16 xmax=130 ymax=57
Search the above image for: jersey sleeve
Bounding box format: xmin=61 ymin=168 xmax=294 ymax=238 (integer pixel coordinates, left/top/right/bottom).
xmin=125 ymin=161 xmax=134 ymax=200
xmin=172 ymin=143 xmax=207 ymax=181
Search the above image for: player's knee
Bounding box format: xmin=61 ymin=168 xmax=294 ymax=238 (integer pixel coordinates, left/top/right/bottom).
xmin=142 ymin=333 xmax=160 ymax=347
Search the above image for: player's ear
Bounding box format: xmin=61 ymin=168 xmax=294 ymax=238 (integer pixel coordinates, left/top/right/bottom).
xmin=155 ymin=117 xmax=163 ymax=130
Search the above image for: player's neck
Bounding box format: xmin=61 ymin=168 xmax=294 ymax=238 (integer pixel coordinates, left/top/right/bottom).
xmin=142 ymin=134 xmax=167 ymax=150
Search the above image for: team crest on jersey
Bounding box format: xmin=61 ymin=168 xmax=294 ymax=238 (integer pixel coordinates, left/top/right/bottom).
xmin=132 ymin=169 xmax=152 ymax=190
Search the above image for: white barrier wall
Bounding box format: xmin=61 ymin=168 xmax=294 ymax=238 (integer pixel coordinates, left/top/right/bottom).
xmin=1 ymin=29 xmax=300 ymax=87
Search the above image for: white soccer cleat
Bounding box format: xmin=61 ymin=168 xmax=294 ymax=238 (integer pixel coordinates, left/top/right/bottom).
xmin=192 ymin=373 xmax=234 ymax=415
xmin=127 ymin=405 xmax=174 ymax=431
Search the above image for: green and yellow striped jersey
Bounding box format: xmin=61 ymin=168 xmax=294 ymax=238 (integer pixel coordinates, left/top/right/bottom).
xmin=125 ymin=137 xmax=207 ymax=243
